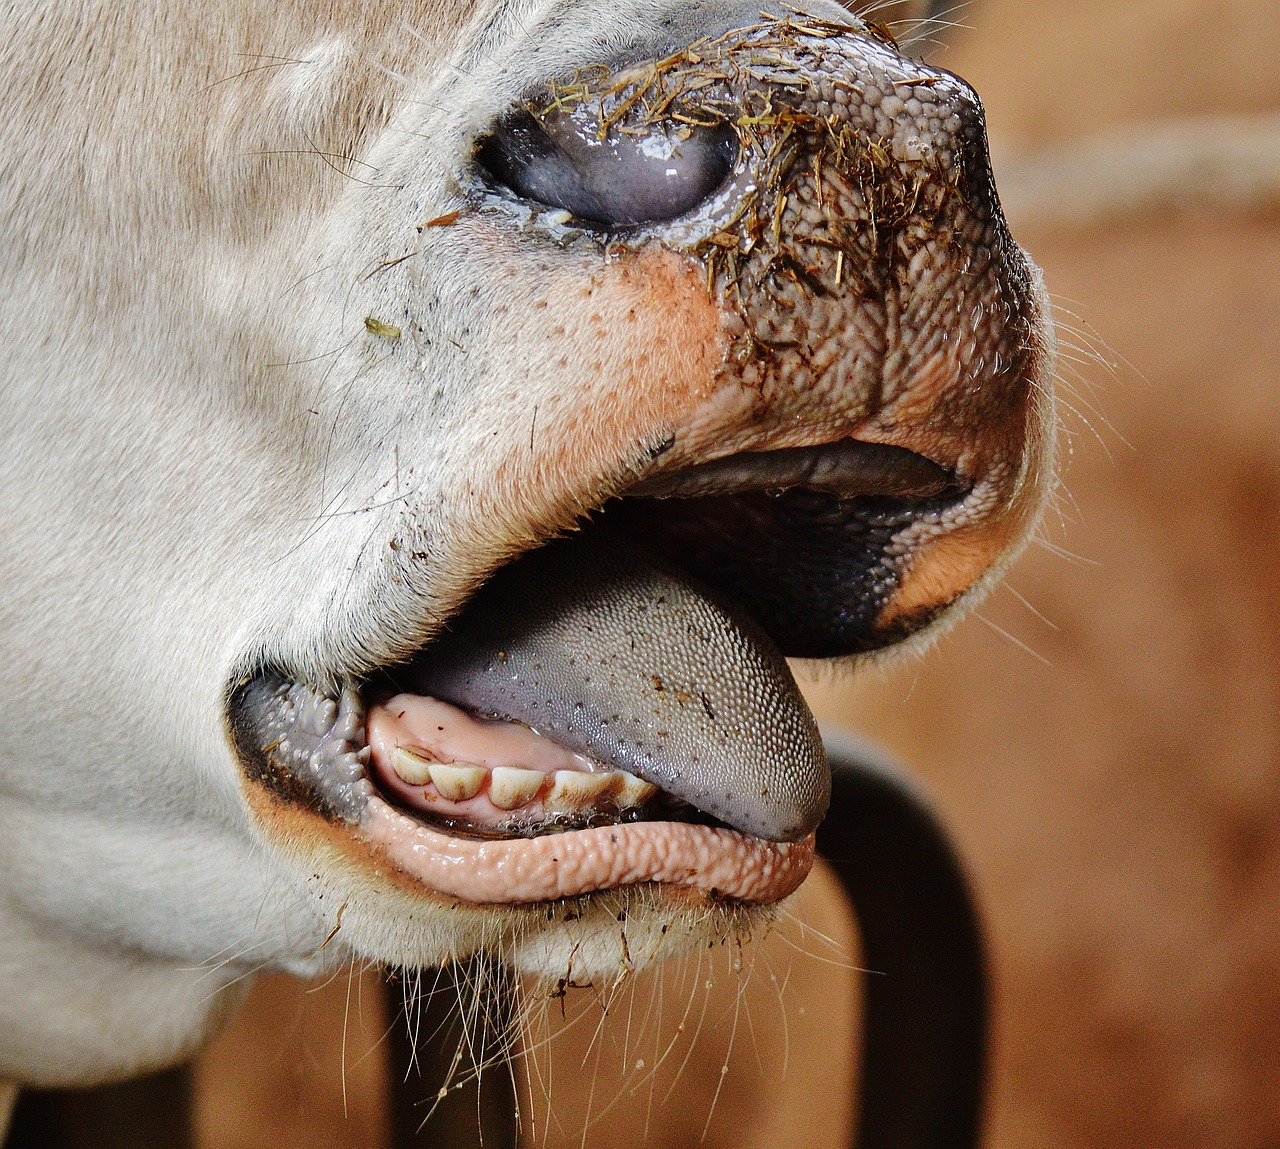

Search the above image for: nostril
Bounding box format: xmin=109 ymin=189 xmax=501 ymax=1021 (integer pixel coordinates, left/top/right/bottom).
xmin=476 ymin=103 xmax=737 ymax=227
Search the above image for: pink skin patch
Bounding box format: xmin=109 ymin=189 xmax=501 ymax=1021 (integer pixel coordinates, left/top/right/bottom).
xmin=359 ymin=694 xmax=815 ymax=905
xmin=358 ymin=800 xmax=816 ymax=905
xmin=370 ymin=693 xmax=597 ymax=775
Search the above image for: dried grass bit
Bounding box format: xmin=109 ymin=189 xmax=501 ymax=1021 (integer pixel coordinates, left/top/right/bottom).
xmin=417 ymin=210 xmax=461 ymax=231
xmin=519 ymin=16 xmax=1000 ymax=407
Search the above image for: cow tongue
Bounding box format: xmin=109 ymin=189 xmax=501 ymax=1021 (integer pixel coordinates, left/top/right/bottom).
xmin=389 ymin=532 xmax=829 ymax=843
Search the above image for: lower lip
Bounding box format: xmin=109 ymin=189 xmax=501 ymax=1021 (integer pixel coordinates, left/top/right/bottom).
xmin=358 ymin=795 xmax=815 ymax=905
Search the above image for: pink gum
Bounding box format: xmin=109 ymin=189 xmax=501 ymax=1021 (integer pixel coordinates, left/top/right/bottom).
xmin=357 ymin=796 xmax=816 ymax=905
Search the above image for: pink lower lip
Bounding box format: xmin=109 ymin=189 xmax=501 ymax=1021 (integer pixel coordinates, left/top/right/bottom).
xmin=356 ymin=796 xmax=815 ymax=905
xmin=361 ymin=694 xmax=813 ymax=904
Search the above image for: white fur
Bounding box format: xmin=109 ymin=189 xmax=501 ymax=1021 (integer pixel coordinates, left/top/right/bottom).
xmin=0 ymin=0 xmax=1049 ymax=1095
xmin=0 ymin=0 xmax=857 ymax=1088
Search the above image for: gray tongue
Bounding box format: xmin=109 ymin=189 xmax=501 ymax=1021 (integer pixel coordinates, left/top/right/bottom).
xmin=401 ymin=532 xmax=829 ymax=842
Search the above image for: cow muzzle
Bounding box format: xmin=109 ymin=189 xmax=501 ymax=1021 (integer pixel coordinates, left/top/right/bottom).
xmin=228 ymin=12 xmax=1052 ymax=939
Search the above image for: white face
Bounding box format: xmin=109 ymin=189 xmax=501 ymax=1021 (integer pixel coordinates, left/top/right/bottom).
xmin=0 ymin=0 xmax=1053 ymax=1084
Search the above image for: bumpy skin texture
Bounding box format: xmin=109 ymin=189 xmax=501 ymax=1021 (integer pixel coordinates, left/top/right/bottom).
xmin=0 ymin=0 xmax=1052 ymax=1087
xmin=360 ymin=805 xmax=816 ymax=904
xmin=596 ymin=23 xmax=1048 ymax=650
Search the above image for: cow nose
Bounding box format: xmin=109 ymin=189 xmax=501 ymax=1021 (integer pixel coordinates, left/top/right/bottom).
xmin=474 ymin=18 xmax=999 ymax=239
xmin=476 ymin=102 xmax=738 ymax=226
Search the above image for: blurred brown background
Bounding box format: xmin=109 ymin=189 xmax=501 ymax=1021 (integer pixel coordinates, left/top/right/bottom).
xmin=193 ymin=1 xmax=1280 ymax=1145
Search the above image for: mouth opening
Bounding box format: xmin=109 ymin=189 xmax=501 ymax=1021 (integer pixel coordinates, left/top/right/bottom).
xmin=364 ymin=690 xmax=707 ymax=841
xmin=615 ymin=438 xmax=968 ymax=658
xmin=230 ymin=437 xmax=962 ymax=904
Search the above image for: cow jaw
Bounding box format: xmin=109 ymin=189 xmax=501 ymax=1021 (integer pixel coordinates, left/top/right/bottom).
xmin=0 ymin=0 xmax=1059 ymax=1089
xmin=231 ymin=533 xmax=826 ymax=914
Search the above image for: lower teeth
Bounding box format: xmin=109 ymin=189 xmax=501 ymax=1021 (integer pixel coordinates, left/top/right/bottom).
xmin=238 ymin=678 xmax=694 ymax=841
xmin=388 ymin=745 xmax=659 ymax=816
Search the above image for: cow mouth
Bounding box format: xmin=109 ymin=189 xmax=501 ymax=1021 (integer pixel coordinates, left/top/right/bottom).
xmin=228 ymin=437 xmax=967 ymax=907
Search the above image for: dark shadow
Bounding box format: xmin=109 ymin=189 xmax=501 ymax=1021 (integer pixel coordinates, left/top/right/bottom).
xmin=818 ymin=731 xmax=986 ymax=1149
xmin=384 ymin=958 xmax=520 ymax=1148
xmin=7 ymin=1066 xmax=194 ymax=1149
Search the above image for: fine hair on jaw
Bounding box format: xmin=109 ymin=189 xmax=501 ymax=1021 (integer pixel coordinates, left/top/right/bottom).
xmin=378 ymin=886 xmax=852 ymax=1142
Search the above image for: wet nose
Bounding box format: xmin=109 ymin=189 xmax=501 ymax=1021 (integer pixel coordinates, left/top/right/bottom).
xmin=475 ymin=16 xmax=997 ymax=235
xmin=477 ymin=104 xmax=738 ymax=227
xmin=465 ymin=14 xmax=1050 ymax=661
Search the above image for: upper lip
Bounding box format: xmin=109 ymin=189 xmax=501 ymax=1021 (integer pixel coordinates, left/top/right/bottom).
xmin=626 ymin=438 xmax=967 ymax=501
xmin=607 ymin=435 xmax=973 ymax=659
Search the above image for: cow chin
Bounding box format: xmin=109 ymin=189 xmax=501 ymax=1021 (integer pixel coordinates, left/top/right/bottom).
xmin=244 ymin=778 xmax=764 ymax=982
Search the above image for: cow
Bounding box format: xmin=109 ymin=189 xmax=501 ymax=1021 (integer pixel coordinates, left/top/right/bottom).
xmin=0 ymin=0 xmax=1052 ymax=1130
